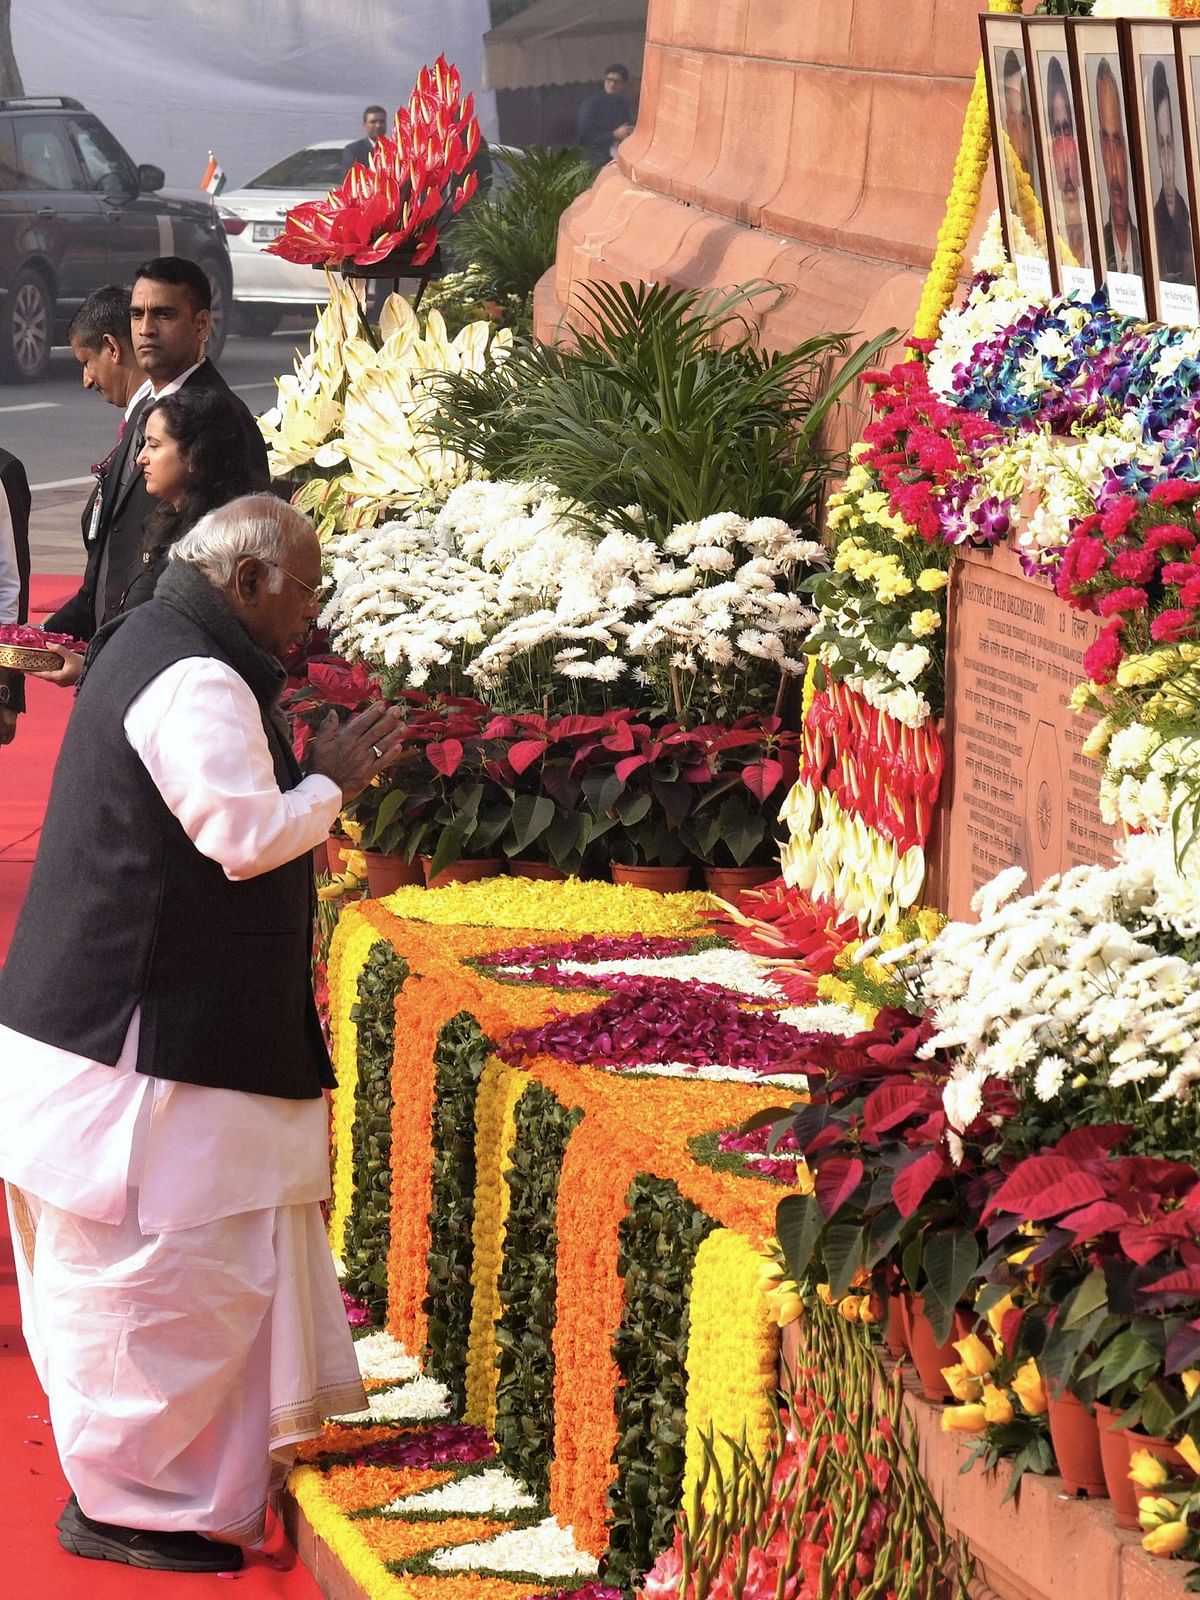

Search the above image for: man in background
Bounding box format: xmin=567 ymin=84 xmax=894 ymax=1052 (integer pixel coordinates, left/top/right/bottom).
xmin=0 ymin=446 xmax=31 ymax=748
xmin=1151 ymin=59 xmax=1195 ymax=286
xmin=1097 ymin=57 xmax=1141 ymax=273
xmin=43 ymin=258 xmax=269 ymax=647
xmin=577 ymin=64 xmax=634 ymax=169
xmin=343 ymin=104 xmax=387 ymax=172
xmin=1046 ymin=56 xmax=1087 ymax=266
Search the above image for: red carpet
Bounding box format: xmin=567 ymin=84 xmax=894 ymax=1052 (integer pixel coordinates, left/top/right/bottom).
xmin=0 ymin=578 xmax=325 ymax=1599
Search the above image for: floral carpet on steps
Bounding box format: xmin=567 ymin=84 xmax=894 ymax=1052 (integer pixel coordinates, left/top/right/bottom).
xmin=292 ymin=1327 xmax=614 ymax=1600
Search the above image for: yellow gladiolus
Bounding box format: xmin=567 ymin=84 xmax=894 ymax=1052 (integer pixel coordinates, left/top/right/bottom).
xmin=1142 ymin=1521 xmax=1190 ymax=1558
xmin=1010 ymin=1360 xmax=1048 ymax=1416
xmin=1129 ymin=1449 xmax=1171 ymax=1490
xmin=981 ymin=1383 xmax=1014 ymax=1426
xmin=953 ymin=1333 xmax=996 ymax=1378
xmin=941 ymin=1363 xmax=983 ymax=1403
xmin=941 ymin=1404 xmax=989 ymax=1434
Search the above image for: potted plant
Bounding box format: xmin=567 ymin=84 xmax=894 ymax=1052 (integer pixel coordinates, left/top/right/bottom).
xmin=480 ymin=711 xmax=620 ymax=879
xmin=574 ymin=715 xmax=700 ymax=890
xmin=680 ymin=716 xmax=798 ymax=895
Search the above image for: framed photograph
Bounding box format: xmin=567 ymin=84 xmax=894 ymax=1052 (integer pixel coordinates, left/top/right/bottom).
xmin=1126 ymin=22 xmax=1198 ymax=325
xmin=1173 ymin=21 xmax=1200 ymax=316
xmin=1025 ymin=17 xmax=1099 ymax=297
xmin=1069 ymin=19 xmax=1151 ymax=319
xmin=981 ymin=13 xmax=1052 ymax=296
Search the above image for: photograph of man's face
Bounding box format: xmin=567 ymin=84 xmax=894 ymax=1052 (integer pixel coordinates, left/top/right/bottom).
xmin=1090 ymin=54 xmax=1141 ymax=275
xmin=1000 ymin=46 xmax=1041 ymax=202
xmin=1041 ymin=52 xmax=1089 ymax=269
xmin=1146 ymin=54 xmax=1195 ymax=288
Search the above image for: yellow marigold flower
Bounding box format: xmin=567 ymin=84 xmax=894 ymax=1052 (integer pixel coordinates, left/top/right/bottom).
xmin=953 ymin=1332 xmax=996 ymax=1377
xmin=916 ymin=568 xmax=950 ymax=592
xmin=981 ymin=1382 xmax=1014 ymax=1426
xmin=1011 ymin=1360 xmax=1048 ymax=1416
xmin=1143 ymin=1521 xmax=1190 ymax=1558
xmin=910 ymin=608 xmax=942 ymax=638
xmin=941 ymin=1403 xmax=989 ymax=1434
xmin=941 ymin=1363 xmax=983 ymax=1403
xmin=1129 ymin=1449 xmax=1171 ymax=1489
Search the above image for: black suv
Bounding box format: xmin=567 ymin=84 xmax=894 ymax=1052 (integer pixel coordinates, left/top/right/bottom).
xmin=0 ymin=97 xmax=233 ymax=381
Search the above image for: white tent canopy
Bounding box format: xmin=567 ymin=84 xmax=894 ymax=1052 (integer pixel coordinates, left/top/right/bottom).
xmin=483 ymin=0 xmax=648 ymax=92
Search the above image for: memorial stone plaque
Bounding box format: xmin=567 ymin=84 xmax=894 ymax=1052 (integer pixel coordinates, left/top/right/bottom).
xmin=939 ymin=543 xmax=1119 ymax=921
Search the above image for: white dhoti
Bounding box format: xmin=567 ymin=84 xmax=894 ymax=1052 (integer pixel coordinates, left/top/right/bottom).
xmin=9 ymin=1184 xmax=366 ymax=1544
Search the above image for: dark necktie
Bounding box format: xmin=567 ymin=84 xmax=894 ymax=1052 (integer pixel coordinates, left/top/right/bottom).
xmin=94 ymin=404 xmax=148 ymax=629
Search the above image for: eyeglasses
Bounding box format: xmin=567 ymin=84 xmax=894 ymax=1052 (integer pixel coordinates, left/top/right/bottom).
xmin=264 ymin=559 xmax=323 ymax=599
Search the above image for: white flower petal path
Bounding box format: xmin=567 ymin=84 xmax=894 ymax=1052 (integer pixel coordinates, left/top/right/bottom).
xmin=384 ymin=1467 xmax=538 ymax=1517
xmin=429 ymin=1516 xmax=599 ymax=1578
xmin=354 ymin=1329 xmax=421 ymax=1385
xmin=332 ymin=1374 xmax=451 ymax=1424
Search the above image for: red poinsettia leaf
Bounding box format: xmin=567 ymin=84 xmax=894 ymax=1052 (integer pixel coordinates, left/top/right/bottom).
xmin=1055 ymin=1125 xmax=1132 ymax=1161
xmin=427 ymin=738 xmax=464 ymax=777
xmin=983 ymin=1155 xmax=1107 ymax=1222
xmin=614 ymin=754 xmax=650 ymax=784
xmin=891 ymin=1150 xmax=948 ymax=1219
xmin=861 ymin=1082 xmax=938 ymax=1138
xmin=1140 ymin=1268 xmax=1200 ymax=1298
xmin=742 ymin=759 xmax=786 ymax=802
xmin=814 ymin=1155 xmax=865 ymax=1220
xmin=1056 ymin=1200 xmax=1132 ymax=1242
xmin=507 ymin=739 xmax=547 ymax=776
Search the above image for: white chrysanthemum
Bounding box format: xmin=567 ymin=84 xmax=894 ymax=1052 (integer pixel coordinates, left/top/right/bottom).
xmin=354 ymin=1330 xmax=421 ymax=1385
xmin=331 ymin=1375 xmax=451 ymax=1423
xmin=429 ymin=1517 xmax=599 ymax=1578
xmin=384 ymin=1467 xmax=538 ymax=1517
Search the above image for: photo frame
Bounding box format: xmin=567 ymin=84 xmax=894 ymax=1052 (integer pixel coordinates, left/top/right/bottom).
xmin=1173 ymin=21 xmax=1200 ymax=320
xmin=1025 ymin=17 xmax=1099 ymax=298
xmin=1069 ymin=18 xmax=1152 ymax=319
xmin=981 ymin=13 xmax=1052 ymax=296
xmin=1125 ymin=21 xmax=1198 ymax=326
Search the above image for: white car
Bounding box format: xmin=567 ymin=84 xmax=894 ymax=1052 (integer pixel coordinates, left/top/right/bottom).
xmin=218 ymin=141 xmax=347 ymax=335
xmin=219 ymin=140 xmax=515 ymax=335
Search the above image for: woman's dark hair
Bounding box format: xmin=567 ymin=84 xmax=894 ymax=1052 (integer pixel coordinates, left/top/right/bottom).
xmin=141 ymin=387 xmax=258 ymax=564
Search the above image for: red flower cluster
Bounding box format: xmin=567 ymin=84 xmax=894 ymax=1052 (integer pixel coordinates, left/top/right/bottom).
xmin=477 ymin=933 xmax=696 ymax=972
xmin=860 ymin=358 xmax=1001 ymax=542
xmin=705 ymin=884 xmax=859 ymax=1006
xmin=270 ymin=56 xmax=480 ymax=268
xmin=1055 ymin=479 xmax=1200 ymax=683
xmin=0 ymin=622 xmax=87 ymax=653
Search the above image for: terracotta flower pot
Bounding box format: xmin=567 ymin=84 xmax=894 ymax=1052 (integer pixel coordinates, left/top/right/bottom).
xmin=703 ymin=864 xmax=777 ymax=899
xmin=906 ymin=1295 xmax=970 ymax=1402
xmin=363 ymin=852 xmax=424 ymax=897
xmin=1045 ymin=1388 xmax=1107 ymax=1497
xmin=421 ymin=856 xmax=503 ymax=889
xmin=312 ymin=838 xmax=330 ymax=876
xmin=1094 ymin=1404 xmax=1141 ymax=1529
xmin=508 ymin=859 xmax=568 ymax=881
xmin=885 ymin=1289 xmax=911 ymax=1360
xmin=611 ymin=863 xmax=692 ymax=893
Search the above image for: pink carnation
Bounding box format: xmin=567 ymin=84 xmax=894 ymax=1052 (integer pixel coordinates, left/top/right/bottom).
xmin=1145 ymin=523 xmax=1197 ymax=553
xmin=1099 ymin=496 xmax=1138 ymax=538
xmin=1150 ymin=607 xmax=1196 ymax=644
xmin=1082 ymin=622 xmax=1125 ymax=683
xmin=1148 ymin=478 xmax=1200 ymax=506
xmin=1096 ymin=586 xmax=1149 ymax=617
xmin=1110 ymin=548 xmax=1158 ymax=584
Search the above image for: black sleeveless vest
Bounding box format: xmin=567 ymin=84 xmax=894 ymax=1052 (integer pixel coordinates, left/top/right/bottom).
xmin=0 ymin=588 xmax=334 ymax=1098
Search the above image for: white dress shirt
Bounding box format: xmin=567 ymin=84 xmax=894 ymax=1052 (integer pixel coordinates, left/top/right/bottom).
xmin=0 ymin=655 xmax=343 ymax=1231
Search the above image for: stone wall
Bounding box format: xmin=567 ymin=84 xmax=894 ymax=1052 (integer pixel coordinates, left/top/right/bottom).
xmin=536 ymin=0 xmax=1000 ymax=353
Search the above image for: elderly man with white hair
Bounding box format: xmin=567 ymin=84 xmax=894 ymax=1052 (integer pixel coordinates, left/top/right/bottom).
xmin=0 ymin=494 xmax=404 ymax=1573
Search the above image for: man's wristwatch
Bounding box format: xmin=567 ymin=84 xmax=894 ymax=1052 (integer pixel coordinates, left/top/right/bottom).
xmin=0 ymin=680 xmax=12 ymax=706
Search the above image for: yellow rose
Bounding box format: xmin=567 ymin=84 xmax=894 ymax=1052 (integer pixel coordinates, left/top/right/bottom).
xmin=1139 ymin=1494 xmax=1181 ymax=1531
xmin=1128 ymin=1449 xmax=1170 ymax=1490
xmin=339 ymin=816 xmax=364 ymax=843
xmin=816 ymin=1283 xmax=835 ymax=1306
xmin=343 ymin=849 xmax=367 ymax=880
xmin=941 ymin=1363 xmax=983 ymax=1403
xmin=757 ymin=1260 xmax=785 ymax=1284
xmin=1177 ymin=1435 xmax=1200 ymax=1477
xmin=1006 ymin=1243 xmax=1036 ymax=1267
xmin=1182 ymin=1370 xmax=1200 ymax=1401
xmin=1142 ymin=1521 xmax=1190 ymax=1558
xmin=1010 ymin=1360 xmax=1048 ymax=1416
xmin=917 ymin=569 xmax=950 ymax=592
xmin=910 ymin=608 xmax=943 ymax=638
xmin=941 ymin=1404 xmax=989 ymax=1434
xmin=984 ymin=1291 xmax=1015 ymax=1339
xmin=838 ymin=1295 xmax=862 ymax=1322
xmin=772 ymin=1292 xmax=803 ymax=1328
xmin=981 ymin=1383 xmax=1014 ymax=1426
xmin=953 ymin=1333 xmax=996 ymax=1377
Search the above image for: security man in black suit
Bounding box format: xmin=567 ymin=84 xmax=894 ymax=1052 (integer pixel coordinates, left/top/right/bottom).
xmin=44 ymin=258 xmax=269 ymax=645
xmin=342 ymin=104 xmax=387 ymax=173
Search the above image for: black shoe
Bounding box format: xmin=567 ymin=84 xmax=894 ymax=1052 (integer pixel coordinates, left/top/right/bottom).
xmin=55 ymin=1495 xmax=245 ymax=1572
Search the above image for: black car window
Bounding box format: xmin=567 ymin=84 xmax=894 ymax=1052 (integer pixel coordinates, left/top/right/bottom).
xmin=245 ymin=147 xmax=347 ymax=189
xmin=11 ymin=119 xmax=78 ymax=191
xmin=0 ymin=121 xmax=23 ymax=191
xmin=69 ymin=118 xmax=134 ymax=192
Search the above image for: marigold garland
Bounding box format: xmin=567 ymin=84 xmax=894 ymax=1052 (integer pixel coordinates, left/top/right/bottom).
xmin=913 ymin=0 xmax=1023 ymax=343
xmin=357 ymin=1516 xmax=510 ymax=1566
xmin=329 ymin=917 xmax=388 ymax=1258
xmin=680 ymin=1230 xmax=777 ymax=1513
xmin=465 ymin=1057 xmax=527 ymax=1431
xmin=380 ymin=878 xmax=711 ymax=935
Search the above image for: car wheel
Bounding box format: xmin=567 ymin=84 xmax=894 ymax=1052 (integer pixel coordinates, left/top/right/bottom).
xmin=235 ymin=304 xmax=282 ymax=337
xmin=199 ymin=256 xmax=231 ymax=362
xmin=0 ymin=268 xmax=52 ymax=383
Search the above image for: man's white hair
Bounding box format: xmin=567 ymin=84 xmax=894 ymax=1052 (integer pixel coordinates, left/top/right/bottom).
xmin=168 ymin=494 xmax=314 ymax=590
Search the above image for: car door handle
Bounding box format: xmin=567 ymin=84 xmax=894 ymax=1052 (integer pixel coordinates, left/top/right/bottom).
xmin=35 ymin=207 xmax=55 ymax=219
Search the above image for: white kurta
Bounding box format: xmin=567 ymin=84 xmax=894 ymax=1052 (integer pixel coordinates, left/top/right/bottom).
xmin=1 ymin=653 xmax=365 ymax=1543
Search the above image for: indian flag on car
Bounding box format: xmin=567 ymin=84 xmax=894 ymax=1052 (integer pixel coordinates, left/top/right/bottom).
xmin=201 ymin=152 xmax=225 ymax=196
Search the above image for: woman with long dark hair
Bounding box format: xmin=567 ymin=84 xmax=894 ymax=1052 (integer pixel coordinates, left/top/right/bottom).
xmin=36 ymin=387 xmax=260 ymax=685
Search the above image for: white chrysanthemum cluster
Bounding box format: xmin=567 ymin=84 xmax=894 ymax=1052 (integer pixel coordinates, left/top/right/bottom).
xmin=332 ymin=1373 xmax=452 ymax=1423
xmin=353 ymin=1329 xmax=421 ymax=1385
xmin=320 ymin=482 xmax=824 ymax=714
xmin=913 ymin=832 xmax=1200 ymax=1135
xmin=429 ymin=1516 xmax=599 ymax=1578
xmin=384 ymin=1467 xmax=538 ymax=1517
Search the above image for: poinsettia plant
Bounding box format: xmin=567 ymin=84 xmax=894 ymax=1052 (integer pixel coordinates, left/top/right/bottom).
xmin=679 ymin=717 xmax=799 ymax=868
xmin=269 ymin=56 xmax=480 ymax=269
xmin=574 ymin=715 xmax=702 ymax=869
